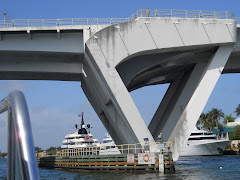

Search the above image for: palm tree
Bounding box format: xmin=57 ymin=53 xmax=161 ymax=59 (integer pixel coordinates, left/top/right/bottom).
xmin=234 ymin=104 xmax=240 ymax=116
xmin=203 ymin=114 xmax=215 ymax=131
xmin=205 ymin=108 xmax=224 ymax=131
xmin=223 ymin=114 xmax=236 ymax=125
xmin=197 ymin=109 xmax=224 ymax=132
xmin=196 ymin=113 xmax=207 ymax=129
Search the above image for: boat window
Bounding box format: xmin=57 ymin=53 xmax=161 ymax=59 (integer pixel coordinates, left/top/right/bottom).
xmin=190 ymin=133 xmax=203 ymax=136
xmin=103 ymin=140 xmax=112 ymax=143
xmin=188 ymin=137 xmax=216 ymax=140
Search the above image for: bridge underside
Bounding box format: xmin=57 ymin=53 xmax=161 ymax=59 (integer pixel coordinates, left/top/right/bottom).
xmin=82 ymin=45 xmax=233 ymax=160
xmin=0 ymin=51 xmax=83 ymax=81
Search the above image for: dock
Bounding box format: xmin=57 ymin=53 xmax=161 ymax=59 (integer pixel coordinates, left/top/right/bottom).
xmin=38 ymin=142 xmax=175 ymax=172
xmin=37 ymin=151 xmax=175 ymax=172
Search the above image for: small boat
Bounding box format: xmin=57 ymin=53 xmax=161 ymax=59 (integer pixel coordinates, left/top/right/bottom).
xmin=180 ymin=127 xmax=230 ymax=156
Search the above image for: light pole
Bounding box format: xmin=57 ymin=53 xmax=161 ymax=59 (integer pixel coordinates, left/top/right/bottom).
xmin=3 ymin=12 xmax=6 ymax=27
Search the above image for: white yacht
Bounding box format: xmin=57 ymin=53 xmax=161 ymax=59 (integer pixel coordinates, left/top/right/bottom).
xmin=61 ymin=113 xmax=99 ymax=149
xmin=180 ymin=128 xmax=230 ymax=156
xmin=101 ymin=133 xmax=116 ymax=146
xmin=99 ymin=134 xmax=121 ymax=155
xmin=61 ymin=114 xmax=120 ymax=155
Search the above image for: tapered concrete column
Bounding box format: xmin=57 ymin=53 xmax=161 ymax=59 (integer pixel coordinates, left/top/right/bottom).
xmin=82 ymin=53 xmax=155 ymax=146
xmin=148 ymin=70 xmax=192 ymax=139
xmin=151 ymin=45 xmax=233 ymax=162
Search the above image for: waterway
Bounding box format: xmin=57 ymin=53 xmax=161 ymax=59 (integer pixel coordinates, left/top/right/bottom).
xmin=0 ymin=156 xmax=240 ymax=179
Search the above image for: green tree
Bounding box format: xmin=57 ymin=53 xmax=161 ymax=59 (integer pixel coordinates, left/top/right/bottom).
xmin=197 ymin=113 xmax=207 ymax=128
xmin=234 ymin=104 xmax=240 ymax=116
xmin=223 ymin=114 xmax=236 ymax=125
xmin=207 ymin=108 xmax=224 ymax=130
xmin=46 ymin=146 xmax=61 ymax=155
xmin=35 ymin=147 xmax=42 ymax=153
xmin=46 ymin=147 xmax=56 ymax=155
xmin=233 ymin=125 xmax=240 ymax=139
xmin=0 ymin=153 xmax=7 ymax=158
xmin=229 ymin=126 xmax=240 ymax=140
xmin=199 ymin=108 xmax=224 ymax=131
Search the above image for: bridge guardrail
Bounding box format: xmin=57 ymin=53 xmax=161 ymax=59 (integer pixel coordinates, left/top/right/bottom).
xmin=0 ymin=9 xmax=235 ymax=28
xmin=129 ymin=9 xmax=234 ymax=20
xmin=0 ymin=18 xmax=129 ymax=28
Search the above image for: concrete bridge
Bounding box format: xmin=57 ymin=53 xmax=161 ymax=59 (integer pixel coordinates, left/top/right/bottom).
xmin=0 ymin=9 xmax=239 ymax=161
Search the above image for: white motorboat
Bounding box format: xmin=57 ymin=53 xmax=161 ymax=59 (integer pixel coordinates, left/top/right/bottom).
xmin=180 ymin=128 xmax=230 ymax=156
xmin=99 ymin=134 xmax=121 ymax=155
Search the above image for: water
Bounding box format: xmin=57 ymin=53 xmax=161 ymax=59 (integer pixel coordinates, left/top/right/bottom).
xmin=1 ymin=156 xmax=240 ymax=180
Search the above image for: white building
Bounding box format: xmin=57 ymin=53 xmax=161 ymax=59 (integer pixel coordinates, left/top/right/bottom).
xmin=227 ymin=118 xmax=240 ymax=126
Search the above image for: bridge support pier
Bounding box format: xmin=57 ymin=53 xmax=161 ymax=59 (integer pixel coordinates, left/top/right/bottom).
xmin=82 ymin=53 xmax=155 ymax=146
xmin=149 ymin=45 xmax=233 ymax=161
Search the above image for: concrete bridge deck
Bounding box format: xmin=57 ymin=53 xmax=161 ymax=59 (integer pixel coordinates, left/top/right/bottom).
xmin=0 ymin=9 xmax=239 ymax=162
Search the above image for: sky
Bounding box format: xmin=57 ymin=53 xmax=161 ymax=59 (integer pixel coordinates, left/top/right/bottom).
xmin=0 ymin=0 xmax=240 ymax=152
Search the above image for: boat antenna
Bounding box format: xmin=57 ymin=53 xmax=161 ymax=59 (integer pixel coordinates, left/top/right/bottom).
xmin=81 ymin=112 xmax=84 ymax=127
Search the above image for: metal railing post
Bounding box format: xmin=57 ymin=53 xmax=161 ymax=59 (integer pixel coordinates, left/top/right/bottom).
xmin=7 ymin=107 xmax=15 ymax=180
xmin=0 ymin=90 xmax=40 ymax=180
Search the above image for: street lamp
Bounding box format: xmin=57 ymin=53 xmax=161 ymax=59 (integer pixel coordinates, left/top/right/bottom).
xmin=3 ymin=12 xmax=6 ymax=27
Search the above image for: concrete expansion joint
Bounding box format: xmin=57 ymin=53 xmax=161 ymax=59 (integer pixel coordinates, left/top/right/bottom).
xmin=225 ymin=23 xmax=234 ymax=42
xmin=172 ymin=21 xmax=185 ymax=46
xmin=144 ymin=21 xmax=158 ymax=49
xmin=93 ymin=35 xmax=109 ymax=66
xmin=115 ymin=25 xmax=131 ymax=55
xmin=201 ymin=22 xmax=211 ymax=43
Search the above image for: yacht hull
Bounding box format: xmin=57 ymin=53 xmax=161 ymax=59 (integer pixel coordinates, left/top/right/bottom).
xmin=180 ymin=140 xmax=230 ymax=157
